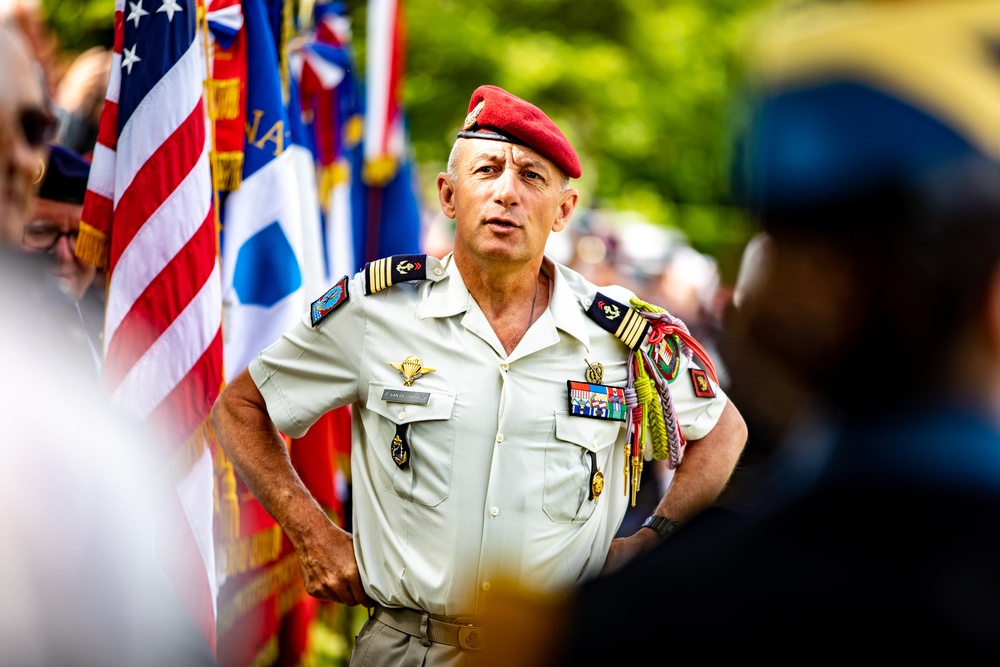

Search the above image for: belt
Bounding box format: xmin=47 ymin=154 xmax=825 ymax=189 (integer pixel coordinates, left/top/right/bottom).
xmin=370 ymin=604 xmax=485 ymax=651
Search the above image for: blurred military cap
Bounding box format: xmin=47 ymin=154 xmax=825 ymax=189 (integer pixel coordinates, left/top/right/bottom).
xmin=733 ymin=0 xmax=1000 ymax=228
xmin=38 ymin=143 xmax=91 ymax=205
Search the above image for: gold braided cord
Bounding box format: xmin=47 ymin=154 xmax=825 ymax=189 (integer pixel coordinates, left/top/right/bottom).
xmin=75 ymin=222 xmax=108 ymax=269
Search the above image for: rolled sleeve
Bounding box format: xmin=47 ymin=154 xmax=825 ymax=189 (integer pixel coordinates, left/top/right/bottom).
xmin=671 ymin=352 xmax=729 ymax=441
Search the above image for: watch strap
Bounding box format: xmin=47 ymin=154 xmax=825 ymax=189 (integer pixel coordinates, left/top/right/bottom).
xmin=641 ymin=515 xmax=682 ymax=541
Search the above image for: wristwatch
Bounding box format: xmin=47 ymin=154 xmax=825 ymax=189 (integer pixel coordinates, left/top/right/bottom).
xmin=641 ymin=515 xmax=682 ymax=542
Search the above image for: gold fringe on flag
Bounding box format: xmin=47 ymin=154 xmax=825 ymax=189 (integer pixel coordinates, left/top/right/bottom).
xmin=248 ymin=636 xmax=279 ymax=667
xmin=166 ymin=420 xmax=212 ymax=485
xmin=211 ymin=150 xmax=244 ymax=191
xmin=212 ymin=444 xmax=241 ymax=542
xmin=344 ymin=114 xmax=364 ymax=149
xmin=280 ymin=0 xmax=294 ymax=104
xmin=363 ymin=155 xmax=398 ymax=187
xmin=218 ymin=552 xmax=301 ymax=635
xmin=317 ymin=159 xmax=350 ymax=208
xmin=75 ymin=221 xmax=108 ymax=269
xmin=206 ymin=77 xmax=241 ymax=120
xmin=222 ymin=524 xmax=284 ymax=577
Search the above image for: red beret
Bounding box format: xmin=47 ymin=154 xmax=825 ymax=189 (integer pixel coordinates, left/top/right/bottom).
xmin=458 ymin=85 xmax=582 ymax=179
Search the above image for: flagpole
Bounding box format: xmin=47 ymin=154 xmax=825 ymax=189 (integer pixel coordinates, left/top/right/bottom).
xmin=198 ymin=0 xmax=224 ymax=351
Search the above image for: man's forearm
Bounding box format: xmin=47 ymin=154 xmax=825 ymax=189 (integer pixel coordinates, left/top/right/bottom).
xmin=651 ymin=399 xmax=748 ymax=523
xmin=210 ymin=370 xmax=330 ymax=545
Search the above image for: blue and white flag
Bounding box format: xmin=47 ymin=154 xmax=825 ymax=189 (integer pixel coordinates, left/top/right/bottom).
xmin=219 ymin=0 xmax=305 ymax=381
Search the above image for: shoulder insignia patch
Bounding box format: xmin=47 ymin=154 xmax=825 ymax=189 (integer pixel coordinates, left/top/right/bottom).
xmin=311 ymin=275 xmax=350 ymax=327
xmin=364 ymin=254 xmax=429 ymax=294
xmin=690 ymin=368 xmax=716 ymax=398
xmin=586 ymin=292 xmax=650 ymax=351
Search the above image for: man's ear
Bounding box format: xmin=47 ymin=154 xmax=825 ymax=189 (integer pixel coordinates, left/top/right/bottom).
xmin=437 ymin=172 xmax=456 ymax=219
xmin=552 ymin=188 xmax=578 ymax=233
xmin=984 ymin=260 xmax=1000 ymax=354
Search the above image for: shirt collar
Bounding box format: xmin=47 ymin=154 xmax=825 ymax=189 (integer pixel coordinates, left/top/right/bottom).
xmin=420 ymin=253 xmax=593 ymax=350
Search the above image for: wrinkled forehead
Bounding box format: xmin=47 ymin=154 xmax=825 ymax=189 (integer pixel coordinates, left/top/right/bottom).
xmin=29 ymin=197 xmax=84 ymax=227
xmin=459 ymin=137 xmax=559 ymax=173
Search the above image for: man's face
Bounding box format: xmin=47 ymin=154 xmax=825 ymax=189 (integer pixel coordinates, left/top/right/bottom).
xmin=0 ymin=28 xmax=48 ymax=246
xmin=437 ymin=139 xmax=577 ymax=269
xmin=23 ymin=197 xmax=95 ymax=300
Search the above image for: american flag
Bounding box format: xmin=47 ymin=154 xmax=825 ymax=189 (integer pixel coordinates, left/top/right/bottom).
xmin=77 ymin=0 xmax=222 ymax=655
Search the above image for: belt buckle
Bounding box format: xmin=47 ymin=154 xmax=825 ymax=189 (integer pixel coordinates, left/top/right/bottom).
xmin=457 ymin=625 xmax=483 ymax=650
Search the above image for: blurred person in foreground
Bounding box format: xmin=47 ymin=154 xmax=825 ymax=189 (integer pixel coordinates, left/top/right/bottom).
xmin=0 ymin=23 xmax=215 ymax=666
xmin=0 ymin=18 xmax=50 ymax=243
xmin=213 ymin=84 xmax=747 ymax=666
xmin=472 ymin=0 xmax=1000 ymax=662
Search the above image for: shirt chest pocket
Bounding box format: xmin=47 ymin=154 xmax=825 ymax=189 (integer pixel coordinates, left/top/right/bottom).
xmin=363 ymin=382 xmax=457 ymax=506
xmin=543 ymin=413 xmax=623 ymax=523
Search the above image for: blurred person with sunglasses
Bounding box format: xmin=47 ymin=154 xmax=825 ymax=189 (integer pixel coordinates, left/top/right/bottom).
xmin=0 ymin=22 xmax=54 ymax=244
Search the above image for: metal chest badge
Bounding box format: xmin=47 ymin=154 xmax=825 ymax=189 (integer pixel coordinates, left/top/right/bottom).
xmin=389 ymin=355 xmax=435 ymax=386
xmin=391 ymin=423 xmax=410 ymax=469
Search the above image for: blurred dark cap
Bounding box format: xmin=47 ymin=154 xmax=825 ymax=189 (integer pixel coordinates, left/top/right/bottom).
xmin=38 ymin=144 xmax=91 ymax=205
xmin=733 ymin=0 xmax=1000 ymax=231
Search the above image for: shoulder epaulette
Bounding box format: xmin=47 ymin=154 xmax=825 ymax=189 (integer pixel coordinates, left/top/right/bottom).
xmin=363 ymin=254 xmax=429 ymax=295
xmin=586 ymin=292 xmax=650 ymax=350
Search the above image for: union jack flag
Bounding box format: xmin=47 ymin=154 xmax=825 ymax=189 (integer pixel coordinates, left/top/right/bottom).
xmin=77 ymin=0 xmax=221 ymax=655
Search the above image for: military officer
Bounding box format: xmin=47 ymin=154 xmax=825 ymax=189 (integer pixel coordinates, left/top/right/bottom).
xmin=212 ymin=84 xmax=747 ymax=667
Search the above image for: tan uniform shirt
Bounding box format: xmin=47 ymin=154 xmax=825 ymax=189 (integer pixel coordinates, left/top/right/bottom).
xmin=249 ymin=253 xmax=727 ymax=616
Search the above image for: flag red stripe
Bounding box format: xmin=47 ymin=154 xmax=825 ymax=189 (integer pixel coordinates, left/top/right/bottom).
xmin=385 ymin=1 xmax=404 ymax=155
xmin=81 ymin=192 xmax=113 ymax=235
xmin=113 ymin=10 xmax=124 ymax=55
xmin=148 ymin=330 xmax=224 ymax=445
xmin=103 ymin=210 xmax=217 ymax=387
xmin=96 ymin=100 xmax=120 ymax=152
xmin=108 ymin=104 xmax=206 ymax=274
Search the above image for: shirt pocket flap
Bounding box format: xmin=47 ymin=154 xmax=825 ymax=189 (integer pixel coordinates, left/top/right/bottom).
xmin=366 ymin=382 xmax=456 ymax=424
xmin=554 ymin=412 xmax=621 ymax=453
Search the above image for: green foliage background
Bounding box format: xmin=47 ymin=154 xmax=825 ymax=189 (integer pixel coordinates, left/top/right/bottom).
xmin=42 ymin=0 xmax=790 ymax=283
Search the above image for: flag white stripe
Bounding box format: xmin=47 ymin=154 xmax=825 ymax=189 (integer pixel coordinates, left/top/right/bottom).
xmin=364 ymin=0 xmax=395 ymax=160
xmin=107 ymin=51 xmax=122 ymax=104
xmin=110 ymin=259 xmax=221 ymax=416
xmin=115 ymin=38 xmax=204 ymax=207
xmin=87 ymin=143 xmax=117 ymax=201
xmin=176 ymin=422 xmax=219 ymax=614
xmin=104 ymin=145 xmax=212 ymax=344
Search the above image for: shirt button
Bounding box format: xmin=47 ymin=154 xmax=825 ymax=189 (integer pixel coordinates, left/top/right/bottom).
xmin=490 ymin=507 xmax=499 ymax=517
xmin=398 ymin=411 xmax=406 ymax=420
xmin=433 ymin=267 xmax=443 ymax=276
xmin=482 ymin=582 xmax=492 ymax=592
xmin=496 ymin=434 xmax=504 ymax=443
xmin=500 ymin=363 xmax=509 ymax=371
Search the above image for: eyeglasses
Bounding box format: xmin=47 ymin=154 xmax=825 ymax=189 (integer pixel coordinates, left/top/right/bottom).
xmin=20 ymin=107 xmax=57 ymax=148
xmin=22 ymin=222 xmax=78 ymax=252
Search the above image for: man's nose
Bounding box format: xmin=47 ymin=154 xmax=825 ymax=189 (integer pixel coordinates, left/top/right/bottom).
xmin=492 ymin=167 xmax=519 ymax=207
xmin=50 ymin=233 xmax=75 ymax=259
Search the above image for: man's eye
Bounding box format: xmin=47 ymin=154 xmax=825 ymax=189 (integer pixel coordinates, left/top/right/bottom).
xmin=476 ymin=165 xmax=495 ymax=173
xmin=524 ymin=171 xmax=541 ymax=180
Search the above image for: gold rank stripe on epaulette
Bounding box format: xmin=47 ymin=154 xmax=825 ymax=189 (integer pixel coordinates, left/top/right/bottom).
xmin=586 ymin=293 xmax=650 ymax=350
xmin=363 ymin=254 xmax=429 ymax=295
